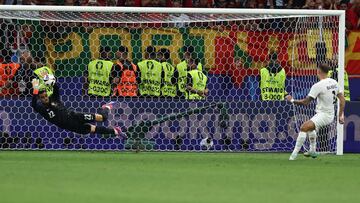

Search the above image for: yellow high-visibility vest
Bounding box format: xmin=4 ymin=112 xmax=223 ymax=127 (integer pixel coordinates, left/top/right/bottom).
xmin=260 ymin=68 xmax=286 ymax=101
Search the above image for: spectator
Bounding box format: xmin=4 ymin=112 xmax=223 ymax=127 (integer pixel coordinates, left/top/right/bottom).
xmin=107 ymin=0 xmax=117 ymax=6
xmin=0 ymin=49 xmax=20 ymax=97
xmin=81 ymin=0 xmax=106 ymax=6
xmin=337 ymin=0 xmax=358 ymax=30
xmin=124 ymin=0 xmax=138 ymax=6
xmin=117 ymin=0 xmax=140 ymax=6
xmin=287 ymin=0 xmax=306 ymax=8
xmin=227 ymin=0 xmax=240 ymax=8
xmin=137 ymin=46 xmax=163 ymax=97
xmin=21 ymin=0 xmax=33 ymax=4
xmin=245 ymin=0 xmax=258 ymax=8
xmin=265 ymin=0 xmax=286 ymax=9
xmin=324 ymin=0 xmax=337 ymax=9
xmin=350 ymin=0 xmax=360 ymax=29
xmin=88 ymin=0 xmax=101 ymax=5
xmin=142 ymin=0 xmax=166 ymax=6
xmin=303 ymin=0 xmax=317 ymax=9
xmin=258 ymin=1 xmax=265 ymax=8
xmin=259 ymin=52 xmax=287 ymax=101
xmin=3 ymin=0 xmax=19 ymax=4
xmin=33 ymin=0 xmax=56 ymax=5
xmin=171 ymin=0 xmax=184 ymax=7
xmin=314 ymin=0 xmax=324 ymax=9
xmin=64 ymin=0 xmax=75 ymax=5
xmin=83 ymin=46 xmax=114 ymax=97
xmin=186 ymin=58 xmax=209 ymax=100
xmin=214 ymin=0 xmax=228 ymax=7
xmin=112 ymin=46 xmax=139 ymax=97
xmin=192 ymin=0 xmax=212 ymax=7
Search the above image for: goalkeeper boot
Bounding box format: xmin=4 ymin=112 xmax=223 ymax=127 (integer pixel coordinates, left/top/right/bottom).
xmin=102 ymin=101 xmax=117 ymax=110
xmin=114 ymin=126 xmax=127 ymax=139
xmin=304 ymin=151 xmax=319 ymax=159
xmin=289 ymin=153 xmax=297 ymax=161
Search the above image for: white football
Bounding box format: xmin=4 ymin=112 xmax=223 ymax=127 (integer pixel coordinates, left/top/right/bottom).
xmin=200 ymin=137 xmax=214 ymax=150
xmin=43 ymin=74 xmax=56 ymax=86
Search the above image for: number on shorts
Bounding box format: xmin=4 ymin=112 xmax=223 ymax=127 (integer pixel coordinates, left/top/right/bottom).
xmin=84 ymin=114 xmax=93 ymax=121
xmin=48 ymin=111 xmax=55 ymax=118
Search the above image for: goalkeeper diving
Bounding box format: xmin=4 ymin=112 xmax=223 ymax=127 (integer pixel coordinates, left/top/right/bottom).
xmin=286 ymin=64 xmax=345 ymax=160
xmin=31 ymin=78 xmax=124 ymax=137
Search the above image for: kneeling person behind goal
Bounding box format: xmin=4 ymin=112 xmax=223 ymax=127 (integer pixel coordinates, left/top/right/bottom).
xmin=286 ymin=64 xmax=345 ymax=160
xmin=31 ymin=78 xmax=124 ymax=137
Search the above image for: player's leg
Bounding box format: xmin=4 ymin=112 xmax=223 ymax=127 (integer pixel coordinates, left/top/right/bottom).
xmin=308 ymin=130 xmax=317 ymax=153
xmin=303 ymin=113 xmax=333 ymax=158
xmin=303 ymin=130 xmax=319 ymax=158
xmin=69 ymin=111 xmax=97 ymax=123
xmin=69 ymin=102 xmax=114 ymax=124
xmin=94 ymin=101 xmax=117 ymax=122
xmin=71 ymin=123 xmax=125 ymax=138
xmin=89 ymin=124 xmax=125 ymax=138
xmin=289 ymin=120 xmax=316 ymax=160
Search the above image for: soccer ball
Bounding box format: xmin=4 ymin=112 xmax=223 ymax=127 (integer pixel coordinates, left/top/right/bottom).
xmin=200 ymin=137 xmax=214 ymax=150
xmin=43 ymin=74 xmax=56 ymax=86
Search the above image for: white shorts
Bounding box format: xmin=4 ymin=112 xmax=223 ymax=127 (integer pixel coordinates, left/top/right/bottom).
xmin=310 ymin=113 xmax=334 ymax=131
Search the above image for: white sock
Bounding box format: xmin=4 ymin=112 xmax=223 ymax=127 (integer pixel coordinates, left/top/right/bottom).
xmin=308 ymin=130 xmax=317 ymax=153
xmin=292 ymin=131 xmax=307 ymax=156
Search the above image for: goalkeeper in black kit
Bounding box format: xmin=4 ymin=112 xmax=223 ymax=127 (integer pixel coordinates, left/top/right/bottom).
xmin=31 ymin=78 xmax=124 ymax=137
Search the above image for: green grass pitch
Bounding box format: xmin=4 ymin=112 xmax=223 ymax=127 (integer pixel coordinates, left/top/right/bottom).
xmin=0 ymin=151 xmax=359 ymax=203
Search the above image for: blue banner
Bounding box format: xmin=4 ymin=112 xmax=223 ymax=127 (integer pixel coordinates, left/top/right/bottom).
xmin=344 ymin=101 xmax=360 ymax=153
xmin=0 ymin=96 xmax=329 ymax=151
xmin=0 ymin=97 xmax=358 ymax=152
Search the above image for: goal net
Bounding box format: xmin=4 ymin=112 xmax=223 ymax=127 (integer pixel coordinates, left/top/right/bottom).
xmin=0 ymin=6 xmax=345 ymax=153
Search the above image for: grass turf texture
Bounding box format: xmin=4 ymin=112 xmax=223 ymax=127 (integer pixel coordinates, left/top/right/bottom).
xmin=0 ymin=152 xmax=359 ymax=203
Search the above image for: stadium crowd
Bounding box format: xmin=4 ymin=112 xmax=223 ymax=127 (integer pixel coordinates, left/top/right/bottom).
xmin=0 ymin=0 xmax=357 ymax=11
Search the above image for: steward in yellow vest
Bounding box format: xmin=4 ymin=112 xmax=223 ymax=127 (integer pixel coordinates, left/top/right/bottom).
xmin=85 ymin=46 xmax=114 ymax=97
xmin=328 ymin=68 xmax=350 ymax=101
xmin=137 ymin=46 xmax=163 ymax=97
xmin=33 ymin=66 xmax=55 ymax=97
xmin=158 ymin=48 xmax=177 ymax=98
xmin=260 ymin=53 xmax=286 ymax=101
xmin=177 ymin=46 xmax=203 ymax=99
xmin=186 ymin=58 xmax=208 ymax=100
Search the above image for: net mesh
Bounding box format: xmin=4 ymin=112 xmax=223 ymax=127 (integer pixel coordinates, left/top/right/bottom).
xmin=291 ymin=15 xmax=340 ymax=153
xmin=0 ymin=7 xmax=341 ymax=152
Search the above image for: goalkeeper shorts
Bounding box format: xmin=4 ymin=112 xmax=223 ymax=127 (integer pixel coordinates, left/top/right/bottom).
xmin=310 ymin=113 xmax=334 ymax=132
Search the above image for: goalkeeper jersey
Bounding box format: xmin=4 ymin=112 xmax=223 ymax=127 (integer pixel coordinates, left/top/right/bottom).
xmin=31 ymin=84 xmax=73 ymax=130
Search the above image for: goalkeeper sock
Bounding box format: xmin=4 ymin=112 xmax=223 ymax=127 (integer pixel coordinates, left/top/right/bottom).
xmin=292 ymin=131 xmax=307 ymax=156
xmin=95 ymin=126 xmax=115 ymax=135
xmin=308 ymin=130 xmax=317 ymax=153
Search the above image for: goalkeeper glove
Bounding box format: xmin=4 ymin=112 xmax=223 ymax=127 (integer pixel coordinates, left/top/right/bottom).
xmin=31 ymin=78 xmax=40 ymax=95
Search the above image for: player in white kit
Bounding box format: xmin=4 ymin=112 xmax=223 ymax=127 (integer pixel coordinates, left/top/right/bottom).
xmin=286 ymin=64 xmax=345 ymax=160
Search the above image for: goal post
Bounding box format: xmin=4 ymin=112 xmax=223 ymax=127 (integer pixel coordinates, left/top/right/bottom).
xmin=337 ymin=12 xmax=346 ymax=156
xmin=0 ymin=5 xmax=345 ymax=153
